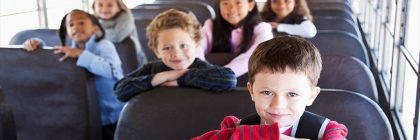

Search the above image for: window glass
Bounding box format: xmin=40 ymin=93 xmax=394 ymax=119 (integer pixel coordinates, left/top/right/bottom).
xmin=0 ymin=0 xmax=39 ymax=46
xmin=0 ymin=0 xmax=37 ymax=16
xmin=397 ymin=59 xmax=418 ymax=139
xmin=380 ymin=32 xmax=394 ymax=89
xmin=123 ymin=0 xmax=155 ymax=8
xmin=386 ymin=0 xmax=396 ymax=34
xmin=376 ymin=23 xmax=384 ymax=67
xmin=405 ymin=0 xmax=420 ymax=63
xmin=0 ymin=12 xmax=39 ymax=46
xmin=45 ymin=0 xmax=84 ymax=29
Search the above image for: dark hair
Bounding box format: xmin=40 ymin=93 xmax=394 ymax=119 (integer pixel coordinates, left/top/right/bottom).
xmin=211 ymin=0 xmax=262 ymax=53
xmin=248 ymin=35 xmax=322 ymax=87
xmin=58 ymin=9 xmax=105 ymax=46
xmin=260 ymin=0 xmax=313 ymax=22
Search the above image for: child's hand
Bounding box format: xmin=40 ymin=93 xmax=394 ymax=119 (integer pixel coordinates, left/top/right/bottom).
xmin=161 ymin=80 xmax=178 ymax=87
xmin=151 ymin=69 xmax=188 ymax=86
xmin=53 ymin=46 xmax=83 ymax=61
xmin=268 ymin=22 xmax=279 ymax=29
xmin=23 ymin=39 xmax=41 ymax=51
xmin=280 ymin=134 xmax=310 ymax=140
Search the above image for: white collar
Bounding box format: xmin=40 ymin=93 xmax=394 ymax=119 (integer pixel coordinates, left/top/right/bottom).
xmin=280 ymin=124 xmax=293 ymax=133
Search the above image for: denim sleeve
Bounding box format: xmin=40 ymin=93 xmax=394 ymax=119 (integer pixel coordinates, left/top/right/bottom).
xmin=76 ymin=41 xmax=123 ymax=80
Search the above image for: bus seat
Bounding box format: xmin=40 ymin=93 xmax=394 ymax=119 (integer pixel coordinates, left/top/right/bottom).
xmin=154 ymin=0 xmax=215 ymax=8
xmin=0 ymin=48 xmax=101 ymax=140
xmin=307 ymin=0 xmax=351 ymax=5
xmin=319 ymin=55 xmax=378 ymax=102
xmin=205 ymin=53 xmax=248 ymax=87
xmin=308 ymin=2 xmax=353 ymax=12
xmin=114 ymin=37 xmax=140 ymax=74
xmin=313 ymin=16 xmax=360 ymax=37
xmin=311 ymin=9 xmax=355 ymax=22
xmin=134 ymin=19 xmax=158 ymax=62
xmin=131 ymin=6 xmax=190 ymax=20
xmin=8 ymin=29 xmax=61 ymax=46
xmin=309 ymin=30 xmax=369 ymax=66
xmin=134 ymin=1 xmax=215 ymax=25
xmin=115 ymin=87 xmax=254 ymax=140
xmin=114 ymin=87 xmax=392 ymax=140
xmin=0 ymin=87 xmax=17 ymax=140
xmin=205 ymin=53 xmax=237 ymax=66
xmin=307 ymin=89 xmax=393 ymax=140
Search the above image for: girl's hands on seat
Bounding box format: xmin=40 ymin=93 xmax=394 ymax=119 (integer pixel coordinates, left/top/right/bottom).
xmin=53 ymin=46 xmax=83 ymax=61
xmin=23 ymin=39 xmax=42 ymax=51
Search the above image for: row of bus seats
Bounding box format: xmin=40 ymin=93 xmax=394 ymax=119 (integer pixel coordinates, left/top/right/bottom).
xmin=115 ymin=0 xmax=392 ymax=139
xmin=0 ymin=49 xmax=102 ymax=140
xmin=1 ymin=0 xmax=392 ymax=139
xmin=130 ymin=0 xmax=373 ymax=98
xmin=129 ymin=0 xmax=370 ymax=81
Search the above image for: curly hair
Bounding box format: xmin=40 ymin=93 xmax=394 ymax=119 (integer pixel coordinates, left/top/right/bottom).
xmin=146 ymin=9 xmax=202 ymax=49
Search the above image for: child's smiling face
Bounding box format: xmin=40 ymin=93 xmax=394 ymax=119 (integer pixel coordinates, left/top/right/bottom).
xmin=94 ymin=0 xmax=121 ymax=20
xmin=247 ymin=66 xmax=320 ymax=127
xmin=219 ymin=0 xmax=255 ymax=26
xmin=153 ymin=28 xmax=198 ymax=70
xmin=270 ymin=0 xmax=295 ymax=21
xmin=66 ymin=11 xmax=98 ymax=43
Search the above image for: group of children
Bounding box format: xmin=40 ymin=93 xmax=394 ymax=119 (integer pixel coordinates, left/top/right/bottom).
xmin=21 ymin=0 xmax=347 ymax=139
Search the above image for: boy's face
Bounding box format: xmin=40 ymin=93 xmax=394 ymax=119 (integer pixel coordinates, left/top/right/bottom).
xmin=247 ymin=66 xmax=320 ymax=127
xmin=219 ymin=0 xmax=255 ymax=26
xmin=153 ymin=28 xmax=198 ymax=70
xmin=270 ymin=0 xmax=295 ymax=21
xmin=94 ymin=0 xmax=121 ymax=20
xmin=66 ymin=11 xmax=98 ymax=43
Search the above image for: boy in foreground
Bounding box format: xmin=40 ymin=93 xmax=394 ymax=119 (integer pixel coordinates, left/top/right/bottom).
xmin=193 ymin=36 xmax=347 ymax=140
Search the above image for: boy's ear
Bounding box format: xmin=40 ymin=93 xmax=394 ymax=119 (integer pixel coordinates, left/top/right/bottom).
xmin=247 ymin=82 xmax=255 ymax=101
xmin=248 ymin=1 xmax=256 ymax=12
xmin=306 ymin=86 xmax=320 ymax=106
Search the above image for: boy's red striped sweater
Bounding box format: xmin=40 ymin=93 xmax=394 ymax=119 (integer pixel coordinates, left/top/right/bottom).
xmin=192 ymin=115 xmax=347 ymax=140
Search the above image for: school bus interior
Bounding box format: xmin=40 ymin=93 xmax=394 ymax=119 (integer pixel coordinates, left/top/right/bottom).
xmin=1 ymin=0 xmax=419 ymax=139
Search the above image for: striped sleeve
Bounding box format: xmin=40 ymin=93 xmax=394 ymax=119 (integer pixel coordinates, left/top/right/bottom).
xmin=177 ymin=66 xmax=237 ymax=92
xmin=191 ymin=116 xmax=280 ymax=140
xmin=113 ymin=64 xmax=155 ymax=102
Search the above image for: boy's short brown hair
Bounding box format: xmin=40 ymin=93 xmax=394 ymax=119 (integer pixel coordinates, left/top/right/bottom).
xmin=248 ymin=36 xmax=322 ymax=87
xmin=146 ymin=9 xmax=202 ymax=49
